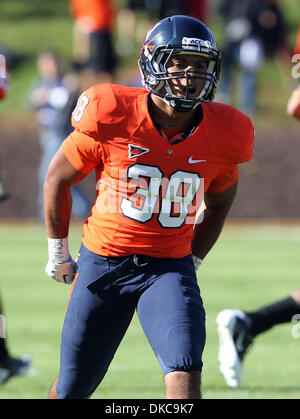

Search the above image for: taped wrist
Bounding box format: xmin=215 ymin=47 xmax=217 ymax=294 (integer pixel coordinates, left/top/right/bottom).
xmin=47 ymin=237 xmax=71 ymax=263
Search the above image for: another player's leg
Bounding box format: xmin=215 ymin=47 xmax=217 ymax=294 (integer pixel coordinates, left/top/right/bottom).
xmin=217 ymin=288 xmax=300 ymax=387
xmin=246 ymin=291 xmax=300 ymax=336
xmin=0 ymin=296 xmax=31 ymax=385
xmin=137 ymin=256 xmax=205 ymax=399
xmin=0 ymin=156 xmax=10 ymax=202
xmin=0 ymin=183 xmax=10 ymax=202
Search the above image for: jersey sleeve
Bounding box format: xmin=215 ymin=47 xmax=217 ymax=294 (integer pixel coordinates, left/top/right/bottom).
xmin=207 ymin=164 xmax=239 ymax=194
xmin=71 ymin=87 xmax=101 ymax=137
xmin=208 ymin=103 xmax=255 ymax=164
xmin=62 ymin=86 xmax=103 ymax=174
xmin=62 ymin=130 xmax=103 ymax=174
xmin=230 ymin=109 xmax=255 ymax=163
xmin=206 ymin=106 xmax=254 ymax=194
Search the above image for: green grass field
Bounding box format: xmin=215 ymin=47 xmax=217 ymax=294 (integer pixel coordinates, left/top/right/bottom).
xmin=0 ymin=220 xmax=299 ymax=399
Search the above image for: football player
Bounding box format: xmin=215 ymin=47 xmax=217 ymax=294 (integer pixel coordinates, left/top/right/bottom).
xmin=44 ymin=15 xmax=254 ymax=399
xmin=0 ymin=54 xmax=31 ymax=385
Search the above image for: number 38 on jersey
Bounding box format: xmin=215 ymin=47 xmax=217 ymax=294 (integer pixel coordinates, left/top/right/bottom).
xmin=120 ymin=163 xmax=202 ymax=228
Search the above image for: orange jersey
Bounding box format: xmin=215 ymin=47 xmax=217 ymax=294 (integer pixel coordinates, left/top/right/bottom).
xmin=62 ymin=84 xmax=254 ymax=258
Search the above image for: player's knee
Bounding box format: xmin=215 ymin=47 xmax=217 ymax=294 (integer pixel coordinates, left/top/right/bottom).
xmin=162 ymin=325 xmax=205 ymax=373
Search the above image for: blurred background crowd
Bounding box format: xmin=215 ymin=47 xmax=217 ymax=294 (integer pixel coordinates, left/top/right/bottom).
xmin=0 ymin=0 xmax=299 ymax=219
xmin=0 ymin=0 xmax=299 ymax=396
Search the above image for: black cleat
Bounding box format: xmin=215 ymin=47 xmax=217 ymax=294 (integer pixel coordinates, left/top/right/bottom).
xmin=0 ymin=355 xmax=32 ymax=385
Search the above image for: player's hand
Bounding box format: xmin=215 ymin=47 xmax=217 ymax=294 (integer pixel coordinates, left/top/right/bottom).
xmin=192 ymin=255 xmax=203 ymax=272
xmin=45 ymin=257 xmax=77 ymax=284
xmin=46 ymin=237 xmax=77 ymax=284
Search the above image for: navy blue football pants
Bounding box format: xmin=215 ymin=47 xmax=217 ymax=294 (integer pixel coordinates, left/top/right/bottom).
xmin=57 ymin=244 xmax=206 ymax=399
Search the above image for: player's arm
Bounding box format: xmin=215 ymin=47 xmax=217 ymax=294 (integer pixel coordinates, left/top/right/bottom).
xmin=44 ymin=146 xmax=87 ymax=284
xmin=191 ymin=181 xmax=238 ymax=264
xmin=44 ymin=86 xmax=103 ymax=283
xmin=44 ymin=146 xmax=87 ymax=237
xmin=0 ymin=54 xmax=8 ymax=100
xmin=287 ymin=87 xmax=300 ymax=120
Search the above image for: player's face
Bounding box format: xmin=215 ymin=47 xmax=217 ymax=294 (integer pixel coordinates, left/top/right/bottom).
xmin=166 ymin=54 xmax=208 ymax=99
xmin=37 ymin=53 xmax=60 ymax=81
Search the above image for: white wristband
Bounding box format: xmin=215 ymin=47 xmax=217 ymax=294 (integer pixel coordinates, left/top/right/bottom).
xmin=48 ymin=237 xmax=70 ymax=263
xmin=192 ymin=255 xmax=203 ymax=271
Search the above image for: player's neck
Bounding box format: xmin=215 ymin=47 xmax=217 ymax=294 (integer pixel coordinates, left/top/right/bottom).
xmin=149 ymin=93 xmax=196 ymax=129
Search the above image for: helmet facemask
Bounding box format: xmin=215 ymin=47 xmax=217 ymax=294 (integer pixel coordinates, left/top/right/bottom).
xmin=139 ymin=46 xmax=220 ymax=112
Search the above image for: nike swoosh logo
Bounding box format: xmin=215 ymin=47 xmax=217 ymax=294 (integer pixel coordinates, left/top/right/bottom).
xmin=188 ymin=157 xmax=207 ymax=164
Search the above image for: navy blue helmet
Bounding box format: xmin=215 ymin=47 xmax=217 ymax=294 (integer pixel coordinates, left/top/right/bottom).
xmin=139 ymin=15 xmax=221 ymax=112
